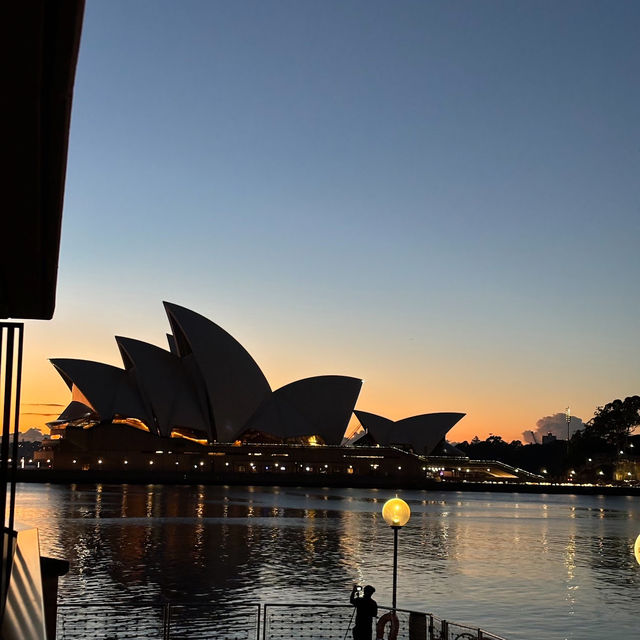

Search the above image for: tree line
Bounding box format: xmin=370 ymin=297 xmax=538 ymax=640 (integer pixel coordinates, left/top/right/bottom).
xmin=456 ymin=395 xmax=640 ymax=481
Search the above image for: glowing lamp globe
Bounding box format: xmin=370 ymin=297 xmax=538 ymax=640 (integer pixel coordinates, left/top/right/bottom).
xmin=635 ymin=534 xmax=640 ymax=565
xmin=382 ymin=498 xmax=411 ymax=527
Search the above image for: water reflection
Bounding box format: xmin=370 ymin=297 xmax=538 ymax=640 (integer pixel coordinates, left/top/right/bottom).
xmin=14 ymin=484 xmax=640 ymax=640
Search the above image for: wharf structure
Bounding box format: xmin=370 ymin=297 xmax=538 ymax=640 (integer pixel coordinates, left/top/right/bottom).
xmin=38 ymin=303 xmax=537 ymax=484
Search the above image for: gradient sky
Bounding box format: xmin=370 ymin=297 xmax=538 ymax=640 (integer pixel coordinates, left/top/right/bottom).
xmin=19 ymin=0 xmax=640 ymax=443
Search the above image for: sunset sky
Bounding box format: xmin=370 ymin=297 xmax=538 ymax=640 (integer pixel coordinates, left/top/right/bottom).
xmin=18 ymin=0 xmax=639 ymax=443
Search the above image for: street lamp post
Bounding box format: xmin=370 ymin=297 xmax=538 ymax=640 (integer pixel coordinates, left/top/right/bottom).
xmin=382 ymin=497 xmax=411 ymax=609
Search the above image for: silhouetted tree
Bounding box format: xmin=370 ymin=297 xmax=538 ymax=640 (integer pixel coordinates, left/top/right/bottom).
xmin=456 ymin=398 xmax=639 ymax=483
xmin=456 ymin=435 xmax=571 ymax=479
xmin=583 ymin=395 xmax=640 ymax=450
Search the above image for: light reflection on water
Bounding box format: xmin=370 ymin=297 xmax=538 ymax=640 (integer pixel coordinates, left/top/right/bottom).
xmin=16 ymin=483 xmax=639 ymax=640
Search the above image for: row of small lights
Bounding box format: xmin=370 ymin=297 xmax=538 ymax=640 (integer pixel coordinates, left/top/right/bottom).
xmin=34 ymin=459 xmax=639 ymax=479
xmin=63 ymin=460 xmax=397 ymax=472
xmin=568 ymin=469 xmax=632 ymax=477
xmin=223 ymin=462 xmax=365 ymax=471
xmin=226 ymin=461 xmax=331 ymax=471
xmin=29 ymin=460 xmax=455 ymax=475
xmin=70 ymin=459 xmax=207 ymax=468
xmin=534 ymin=466 xmax=636 ymax=479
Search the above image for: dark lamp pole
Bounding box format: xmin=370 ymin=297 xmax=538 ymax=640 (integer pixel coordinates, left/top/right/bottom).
xmin=382 ymin=498 xmax=411 ymax=610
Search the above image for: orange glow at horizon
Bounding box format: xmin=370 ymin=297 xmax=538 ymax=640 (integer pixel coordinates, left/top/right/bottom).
xmin=19 ymin=365 xmax=590 ymax=445
xmin=16 ymin=314 xmax=607 ymax=446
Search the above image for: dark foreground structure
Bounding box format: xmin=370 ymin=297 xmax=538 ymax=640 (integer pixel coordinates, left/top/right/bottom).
xmin=55 ymin=601 xmax=509 ymax=640
xmin=1 ymin=2 xmax=85 ymax=638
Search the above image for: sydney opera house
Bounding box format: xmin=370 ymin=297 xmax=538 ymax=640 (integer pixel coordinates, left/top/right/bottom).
xmin=38 ymin=303 xmax=530 ymax=483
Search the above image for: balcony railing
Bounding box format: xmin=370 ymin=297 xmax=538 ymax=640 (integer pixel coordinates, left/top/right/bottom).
xmin=56 ymin=602 xmax=508 ymax=640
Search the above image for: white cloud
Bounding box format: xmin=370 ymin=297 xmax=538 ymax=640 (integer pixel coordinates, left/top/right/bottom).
xmin=20 ymin=428 xmax=45 ymax=442
xmin=522 ymin=412 xmax=583 ymax=444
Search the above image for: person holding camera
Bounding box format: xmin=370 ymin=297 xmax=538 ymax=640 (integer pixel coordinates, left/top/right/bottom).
xmin=350 ymin=584 xmax=377 ymax=640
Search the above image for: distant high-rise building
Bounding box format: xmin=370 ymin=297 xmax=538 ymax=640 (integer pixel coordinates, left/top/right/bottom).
xmin=542 ymin=432 xmax=557 ymax=445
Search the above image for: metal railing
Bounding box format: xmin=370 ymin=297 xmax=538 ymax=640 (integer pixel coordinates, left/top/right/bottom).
xmin=1 ymin=322 xmax=24 ymax=619
xmin=429 ymin=614 xmax=506 ymax=640
xmin=57 ymin=603 xmax=260 ymax=640
xmin=56 ymin=602 xmax=508 ymax=640
xmin=57 ymin=604 xmax=167 ymax=640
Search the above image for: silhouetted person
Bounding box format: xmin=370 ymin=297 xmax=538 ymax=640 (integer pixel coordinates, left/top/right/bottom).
xmin=350 ymin=584 xmax=377 ymax=640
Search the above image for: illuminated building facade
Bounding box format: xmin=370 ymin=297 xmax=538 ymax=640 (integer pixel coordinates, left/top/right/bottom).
xmin=39 ymin=302 xmax=533 ymax=483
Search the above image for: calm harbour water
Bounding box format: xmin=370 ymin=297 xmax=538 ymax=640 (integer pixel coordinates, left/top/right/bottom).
xmin=15 ymin=483 xmax=639 ymax=640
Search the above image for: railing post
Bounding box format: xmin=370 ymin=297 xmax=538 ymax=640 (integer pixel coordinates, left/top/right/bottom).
xmin=256 ymin=603 xmax=261 ymax=640
xmin=0 ymin=323 xmax=24 ymax=620
xmin=441 ymin=619 xmax=448 ymax=640
xmin=478 ymin=629 xmax=484 ymax=640
xmin=428 ymin=614 xmax=434 ymax=640
xmin=162 ymin=602 xmax=171 ymax=640
xmin=262 ymin=603 xmax=268 ymax=640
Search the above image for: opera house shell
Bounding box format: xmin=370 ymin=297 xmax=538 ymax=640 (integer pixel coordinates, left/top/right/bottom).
xmin=49 ymin=303 xmax=465 ymax=456
xmin=50 ymin=303 xmax=363 ymax=446
xmin=352 ymin=410 xmax=466 ymax=455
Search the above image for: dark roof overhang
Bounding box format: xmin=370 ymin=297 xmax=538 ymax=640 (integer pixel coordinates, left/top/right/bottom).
xmin=1 ymin=1 xmax=84 ymax=319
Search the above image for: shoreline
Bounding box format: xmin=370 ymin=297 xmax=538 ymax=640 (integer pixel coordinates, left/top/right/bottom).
xmin=16 ymin=469 xmax=640 ymax=496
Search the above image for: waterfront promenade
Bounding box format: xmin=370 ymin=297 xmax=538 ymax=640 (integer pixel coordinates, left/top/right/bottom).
xmin=15 ymin=468 xmax=640 ymax=496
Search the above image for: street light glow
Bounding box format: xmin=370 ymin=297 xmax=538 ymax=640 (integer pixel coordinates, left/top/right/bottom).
xmin=382 ymin=497 xmax=411 ymax=610
xmin=382 ymin=498 xmax=411 ymax=527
